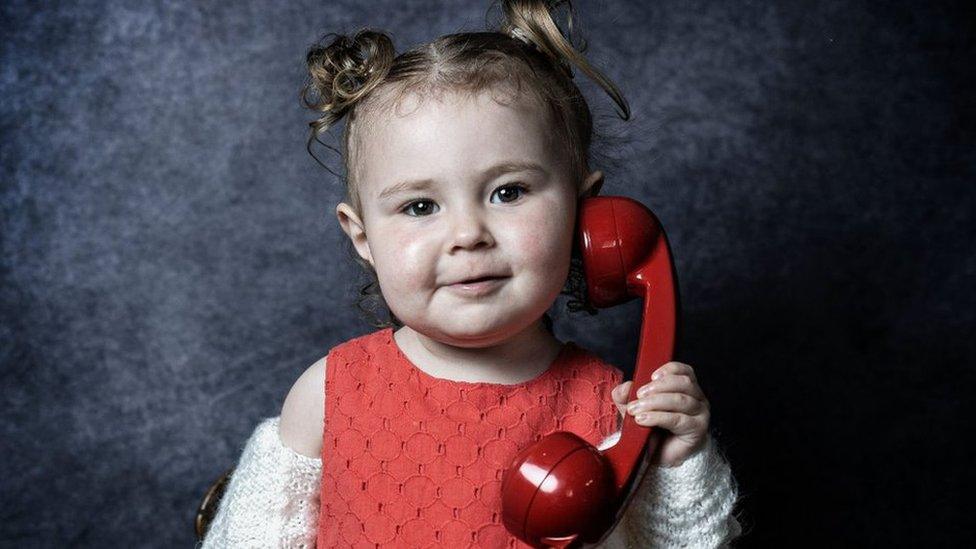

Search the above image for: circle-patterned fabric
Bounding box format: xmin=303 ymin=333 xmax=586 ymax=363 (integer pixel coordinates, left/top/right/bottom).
xmin=318 ymin=327 xmax=622 ymax=548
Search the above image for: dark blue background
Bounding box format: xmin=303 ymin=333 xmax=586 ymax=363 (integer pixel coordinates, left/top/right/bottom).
xmin=2 ymin=1 xmax=973 ymax=546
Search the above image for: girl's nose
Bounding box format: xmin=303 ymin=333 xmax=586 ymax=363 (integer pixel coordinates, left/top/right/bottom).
xmin=448 ymin=207 xmax=495 ymax=252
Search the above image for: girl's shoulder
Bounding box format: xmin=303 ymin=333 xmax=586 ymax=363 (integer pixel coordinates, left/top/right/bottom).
xmin=560 ymin=340 xmax=625 ymax=384
xmin=276 ymin=329 xmax=386 ymax=458
xmin=278 ymin=354 xmax=327 ymax=458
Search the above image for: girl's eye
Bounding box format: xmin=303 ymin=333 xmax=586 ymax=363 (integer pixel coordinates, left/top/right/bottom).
xmin=402 ymin=200 xmax=439 ymax=217
xmin=490 ymin=184 xmax=528 ymax=204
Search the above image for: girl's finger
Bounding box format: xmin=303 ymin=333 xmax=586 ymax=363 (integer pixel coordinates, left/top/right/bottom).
xmin=636 ymin=374 xmax=705 ymax=401
xmin=611 ymin=381 xmax=633 ymax=406
xmin=633 ymin=410 xmax=701 ymax=435
xmin=651 ymin=361 xmax=697 ymax=383
xmin=627 ymin=392 xmax=706 ymax=416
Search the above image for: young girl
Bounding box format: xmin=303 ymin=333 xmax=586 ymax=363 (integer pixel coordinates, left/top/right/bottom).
xmin=201 ymin=1 xmax=740 ymax=547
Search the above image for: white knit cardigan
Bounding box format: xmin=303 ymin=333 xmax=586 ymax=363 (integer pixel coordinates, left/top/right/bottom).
xmin=199 ymin=417 xmax=741 ymax=548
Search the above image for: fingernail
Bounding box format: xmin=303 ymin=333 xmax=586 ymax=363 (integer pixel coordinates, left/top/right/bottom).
xmin=637 ymin=384 xmax=654 ymax=399
xmin=651 ymin=370 xmax=661 ymax=381
xmin=626 ymin=401 xmax=641 ymax=415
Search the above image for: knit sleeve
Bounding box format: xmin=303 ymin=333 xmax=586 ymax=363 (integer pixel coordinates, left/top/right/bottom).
xmin=597 ymin=432 xmax=741 ymax=548
xmin=199 ymin=416 xmax=322 ymax=549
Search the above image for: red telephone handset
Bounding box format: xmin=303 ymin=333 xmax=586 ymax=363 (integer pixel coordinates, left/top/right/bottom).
xmin=501 ymin=196 xmax=680 ymax=548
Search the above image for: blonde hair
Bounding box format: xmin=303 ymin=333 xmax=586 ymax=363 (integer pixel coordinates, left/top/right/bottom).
xmin=300 ymin=0 xmax=630 ymax=329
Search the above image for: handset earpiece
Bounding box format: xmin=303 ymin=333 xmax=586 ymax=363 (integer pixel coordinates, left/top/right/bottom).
xmin=501 ymin=196 xmax=680 ymax=548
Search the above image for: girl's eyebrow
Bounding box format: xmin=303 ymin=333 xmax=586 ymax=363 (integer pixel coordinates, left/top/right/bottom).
xmin=377 ymin=178 xmax=435 ymax=201
xmin=377 ymin=160 xmax=548 ymax=201
xmin=479 ymin=160 xmax=550 ymax=181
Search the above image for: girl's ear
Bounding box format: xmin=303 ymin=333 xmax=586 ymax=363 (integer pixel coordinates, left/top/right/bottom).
xmin=580 ymin=170 xmax=605 ymax=197
xmin=336 ymin=202 xmax=374 ymax=267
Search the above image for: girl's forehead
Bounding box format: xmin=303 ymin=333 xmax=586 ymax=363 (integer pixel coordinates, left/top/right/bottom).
xmin=362 ymin=89 xmax=552 ymax=151
xmin=354 ymin=89 xmax=566 ymax=198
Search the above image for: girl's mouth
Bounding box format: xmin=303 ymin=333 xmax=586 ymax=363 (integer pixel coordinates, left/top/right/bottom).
xmin=462 ymin=276 xmax=501 ymax=283
xmin=446 ymin=276 xmax=508 ymax=296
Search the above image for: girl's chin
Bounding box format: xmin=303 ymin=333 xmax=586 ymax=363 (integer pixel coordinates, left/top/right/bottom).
xmin=420 ymin=316 xmax=545 ymax=347
xmin=432 ymin=326 xmax=514 ymax=347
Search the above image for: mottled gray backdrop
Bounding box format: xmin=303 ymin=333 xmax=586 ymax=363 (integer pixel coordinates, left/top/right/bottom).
xmin=2 ymin=0 xmax=973 ymax=546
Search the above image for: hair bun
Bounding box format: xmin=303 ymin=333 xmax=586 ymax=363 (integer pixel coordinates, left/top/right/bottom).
xmin=500 ymin=0 xmax=629 ymax=120
xmin=301 ymin=29 xmax=396 ymax=135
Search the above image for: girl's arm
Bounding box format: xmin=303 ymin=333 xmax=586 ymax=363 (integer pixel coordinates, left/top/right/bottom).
xmin=199 ymin=357 xmax=327 ymax=548
xmin=601 ymin=362 xmax=742 ymax=547
xmin=199 ymin=416 xmax=322 ymax=548
xmin=598 ymin=431 xmax=742 ymax=548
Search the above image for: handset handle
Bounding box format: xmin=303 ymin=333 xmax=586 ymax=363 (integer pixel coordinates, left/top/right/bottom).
xmin=602 ymin=230 xmax=679 ymax=493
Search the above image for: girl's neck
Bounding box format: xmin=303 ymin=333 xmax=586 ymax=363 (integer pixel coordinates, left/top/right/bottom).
xmin=393 ymin=320 xmax=564 ymax=384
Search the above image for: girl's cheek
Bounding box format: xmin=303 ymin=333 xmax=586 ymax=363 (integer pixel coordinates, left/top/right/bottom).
xmin=389 ymin=227 xmax=437 ymax=282
xmin=508 ymin=204 xmax=572 ymax=269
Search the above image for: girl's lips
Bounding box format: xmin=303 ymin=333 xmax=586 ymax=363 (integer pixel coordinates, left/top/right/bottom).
xmin=445 ymin=276 xmax=508 ymax=296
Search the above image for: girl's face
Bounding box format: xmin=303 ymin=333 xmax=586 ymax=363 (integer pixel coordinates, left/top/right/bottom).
xmin=337 ymin=89 xmax=602 ymax=348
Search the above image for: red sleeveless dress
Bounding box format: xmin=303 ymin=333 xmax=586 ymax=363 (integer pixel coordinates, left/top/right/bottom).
xmin=317 ymin=327 xmax=623 ymax=548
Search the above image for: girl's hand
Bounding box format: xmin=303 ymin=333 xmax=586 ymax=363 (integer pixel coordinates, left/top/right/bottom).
xmin=610 ymin=361 xmax=710 ymax=467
